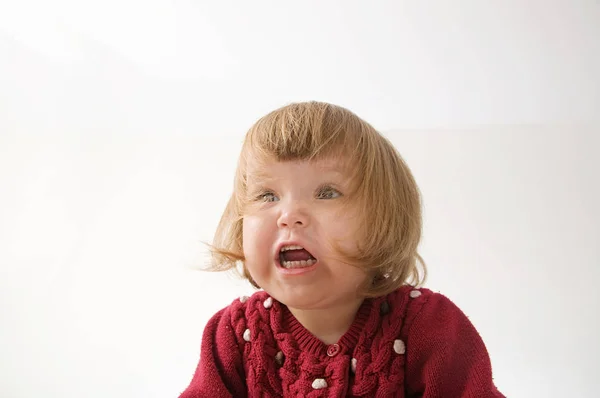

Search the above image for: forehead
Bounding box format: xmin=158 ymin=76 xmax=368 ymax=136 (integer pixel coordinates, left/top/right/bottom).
xmin=245 ymin=156 xmax=351 ymax=183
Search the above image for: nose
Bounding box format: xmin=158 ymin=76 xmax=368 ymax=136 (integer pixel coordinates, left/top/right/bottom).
xmin=277 ymin=200 xmax=310 ymax=229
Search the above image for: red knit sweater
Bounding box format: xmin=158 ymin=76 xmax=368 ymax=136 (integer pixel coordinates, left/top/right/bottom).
xmin=179 ymin=286 xmax=504 ymax=397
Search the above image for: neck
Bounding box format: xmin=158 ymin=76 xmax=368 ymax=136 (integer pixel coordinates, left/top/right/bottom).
xmin=287 ymin=298 xmax=364 ymax=345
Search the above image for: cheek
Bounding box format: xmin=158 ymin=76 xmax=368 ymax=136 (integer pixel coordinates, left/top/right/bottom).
xmin=242 ymin=215 xmax=272 ymax=255
xmin=325 ymin=209 xmax=361 ymax=249
xmin=242 ymin=217 xmax=255 ymax=254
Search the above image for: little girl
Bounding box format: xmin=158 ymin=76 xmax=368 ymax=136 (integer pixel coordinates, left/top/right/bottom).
xmin=179 ymin=102 xmax=504 ymax=397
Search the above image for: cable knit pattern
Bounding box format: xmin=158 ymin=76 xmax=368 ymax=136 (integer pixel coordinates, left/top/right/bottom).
xmin=179 ymin=285 xmax=504 ymax=397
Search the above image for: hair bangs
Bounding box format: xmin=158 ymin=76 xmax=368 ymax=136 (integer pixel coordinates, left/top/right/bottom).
xmin=241 ymin=101 xmax=367 ymax=165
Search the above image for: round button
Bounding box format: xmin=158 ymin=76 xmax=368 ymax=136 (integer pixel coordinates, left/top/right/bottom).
xmin=326 ymin=343 xmax=340 ymax=357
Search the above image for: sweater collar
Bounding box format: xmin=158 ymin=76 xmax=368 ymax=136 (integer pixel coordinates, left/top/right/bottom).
xmin=280 ymin=298 xmax=373 ymax=356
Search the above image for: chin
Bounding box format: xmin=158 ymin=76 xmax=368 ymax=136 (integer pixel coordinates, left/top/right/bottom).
xmin=271 ymin=289 xmax=328 ymax=310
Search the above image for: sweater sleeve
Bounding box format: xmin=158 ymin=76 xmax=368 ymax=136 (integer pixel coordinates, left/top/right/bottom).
xmin=404 ymin=292 xmax=504 ymax=398
xmin=178 ymin=307 xmax=247 ymax=398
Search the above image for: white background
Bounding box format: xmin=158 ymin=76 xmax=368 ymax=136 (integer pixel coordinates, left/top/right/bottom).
xmin=1 ymin=1 xmax=599 ymax=397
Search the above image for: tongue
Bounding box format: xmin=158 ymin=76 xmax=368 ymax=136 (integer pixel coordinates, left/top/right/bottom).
xmin=282 ymin=249 xmax=314 ymax=262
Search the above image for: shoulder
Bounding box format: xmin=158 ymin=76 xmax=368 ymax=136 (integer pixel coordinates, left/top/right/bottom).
xmin=206 ymin=291 xmax=273 ymax=341
xmin=385 ymin=285 xmax=476 ymax=339
xmin=231 ymin=290 xmax=273 ymax=321
xmin=390 ymin=285 xmax=493 ymax=371
xmin=384 ymin=284 xmax=436 ymax=320
xmin=390 ymin=287 xmax=504 ymax=396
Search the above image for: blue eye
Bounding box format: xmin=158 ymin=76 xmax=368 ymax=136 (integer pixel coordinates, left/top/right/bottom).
xmin=317 ymin=186 xmax=342 ymax=199
xmin=257 ymin=192 xmax=279 ymax=202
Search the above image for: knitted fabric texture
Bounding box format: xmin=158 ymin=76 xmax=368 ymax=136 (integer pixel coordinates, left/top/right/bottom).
xmin=179 ymin=285 xmax=504 ymax=397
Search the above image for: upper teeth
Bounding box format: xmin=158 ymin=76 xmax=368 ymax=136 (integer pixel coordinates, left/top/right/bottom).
xmin=280 ymin=245 xmax=304 ymax=252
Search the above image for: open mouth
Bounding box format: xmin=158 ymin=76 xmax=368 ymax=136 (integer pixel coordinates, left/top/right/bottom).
xmin=278 ymin=245 xmax=317 ymax=269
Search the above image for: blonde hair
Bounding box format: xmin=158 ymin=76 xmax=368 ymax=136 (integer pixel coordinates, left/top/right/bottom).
xmin=208 ymin=101 xmax=426 ymax=297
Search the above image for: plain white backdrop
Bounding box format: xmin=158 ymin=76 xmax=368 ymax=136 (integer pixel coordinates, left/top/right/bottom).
xmin=1 ymin=1 xmax=599 ymax=397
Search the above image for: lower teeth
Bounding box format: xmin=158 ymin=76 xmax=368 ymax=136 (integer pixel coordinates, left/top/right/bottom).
xmin=282 ymin=259 xmax=316 ymax=268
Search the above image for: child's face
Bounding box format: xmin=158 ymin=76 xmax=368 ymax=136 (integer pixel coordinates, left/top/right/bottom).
xmin=242 ymin=157 xmax=368 ymax=311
